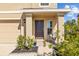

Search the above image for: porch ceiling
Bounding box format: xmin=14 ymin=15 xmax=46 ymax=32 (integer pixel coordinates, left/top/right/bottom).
xmin=32 ymin=12 xmax=57 ymax=18
xmin=23 ymin=8 xmax=71 ymax=18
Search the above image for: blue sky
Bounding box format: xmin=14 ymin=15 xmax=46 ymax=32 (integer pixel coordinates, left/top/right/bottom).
xmin=57 ymin=3 xmax=79 ymax=22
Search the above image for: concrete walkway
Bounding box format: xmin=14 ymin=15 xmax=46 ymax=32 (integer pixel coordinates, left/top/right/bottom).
xmin=0 ymin=43 xmax=16 ymax=56
xmin=36 ymin=39 xmax=53 ymax=55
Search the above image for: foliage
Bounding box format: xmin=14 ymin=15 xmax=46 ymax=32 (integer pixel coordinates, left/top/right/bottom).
xmin=56 ymin=29 xmax=60 ymax=44
xmin=55 ymin=19 xmax=79 ymax=56
xmin=26 ymin=36 xmax=35 ymax=49
xmin=17 ymin=35 xmax=35 ymax=49
xmin=17 ymin=35 xmax=26 ymax=49
xmin=48 ymin=43 xmax=53 ymax=49
xmin=43 ymin=39 xmax=46 ymax=47
xmin=77 ymin=17 xmax=79 ymax=30
xmin=55 ymin=40 xmax=79 ymax=56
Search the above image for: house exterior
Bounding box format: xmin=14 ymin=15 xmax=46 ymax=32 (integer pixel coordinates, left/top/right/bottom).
xmin=0 ymin=3 xmax=70 ymax=44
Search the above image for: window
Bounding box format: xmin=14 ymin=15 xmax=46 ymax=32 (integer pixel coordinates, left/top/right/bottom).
xmin=40 ymin=3 xmax=49 ymax=7
xmin=47 ymin=20 xmax=52 ymax=35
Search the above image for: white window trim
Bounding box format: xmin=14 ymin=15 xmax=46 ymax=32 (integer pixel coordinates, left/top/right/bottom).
xmin=39 ymin=3 xmax=50 ymax=7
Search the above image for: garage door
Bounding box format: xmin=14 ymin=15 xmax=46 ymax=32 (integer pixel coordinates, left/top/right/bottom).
xmin=0 ymin=20 xmax=20 ymax=44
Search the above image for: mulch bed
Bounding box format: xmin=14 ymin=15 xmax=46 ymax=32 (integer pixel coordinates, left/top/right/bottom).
xmin=11 ymin=46 xmax=38 ymax=53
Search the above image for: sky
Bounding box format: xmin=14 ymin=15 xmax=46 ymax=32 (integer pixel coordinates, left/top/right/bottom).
xmin=58 ymin=3 xmax=79 ymax=22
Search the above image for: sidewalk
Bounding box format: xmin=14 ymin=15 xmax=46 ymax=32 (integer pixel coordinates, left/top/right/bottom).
xmin=0 ymin=43 xmax=16 ymax=56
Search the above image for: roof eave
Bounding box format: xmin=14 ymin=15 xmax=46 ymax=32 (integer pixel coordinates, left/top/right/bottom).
xmin=0 ymin=8 xmax=71 ymax=13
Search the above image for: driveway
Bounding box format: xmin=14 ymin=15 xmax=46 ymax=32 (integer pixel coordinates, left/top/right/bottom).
xmin=0 ymin=43 xmax=16 ymax=56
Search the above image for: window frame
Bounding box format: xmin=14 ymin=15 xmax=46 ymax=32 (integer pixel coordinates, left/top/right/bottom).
xmin=47 ymin=20 xmax=53 ymax=35
xmin=39 ymin=3 xmax=50 ymax=7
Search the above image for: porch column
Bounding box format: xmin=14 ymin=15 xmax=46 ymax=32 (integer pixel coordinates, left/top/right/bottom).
xmin=44 ymin=19 xmax=48 ymax=40
xmin=53 ymin=19 xmax=57 ymax=35
xmin=20 ymin=19 xmax=24 ymax=36
xmin=57 ymin=13 xmax=64 ymax=43
xmin=25 ymin=14 xmax=32 ymax=36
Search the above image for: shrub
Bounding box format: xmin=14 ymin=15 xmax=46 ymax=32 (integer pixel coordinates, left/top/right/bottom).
xmin=26 ymin=36 xmax=35 ymax=49
xmin=43 ymin=39 xmax=46 ymax=47
xmin=55 ymin=19 xmax=79 ymax=56
xmin=55 ymin=41 xmax=79 ymax=56
xmin=17 ymin=35 xmax=26 ymax=49
xmin=56 ymin=29 xmax=60 ymax=44
xmin=48 ymin=43 xmax=53 ymax=49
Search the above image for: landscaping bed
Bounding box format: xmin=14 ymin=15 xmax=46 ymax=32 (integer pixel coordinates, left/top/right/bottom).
xmin=11 ymin=46 xmax=38 ymax=53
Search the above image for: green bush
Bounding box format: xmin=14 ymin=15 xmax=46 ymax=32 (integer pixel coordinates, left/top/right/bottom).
xmin=17 ymin=35 xmax=35 ymax=49
xmin=55 ymin=41 xmax=79 ymax=56
xmin=48 ymin=43 xmax=53 ymax=49
xmin=55 ymin=19 xmax=79 ymax=56
xmin=43 ymin=40 xmax=46 ymax=47
xmin=26 ymin=36 xmax=34 ymax=49
xmin=17 ymin=35 xmax=26 ymax=49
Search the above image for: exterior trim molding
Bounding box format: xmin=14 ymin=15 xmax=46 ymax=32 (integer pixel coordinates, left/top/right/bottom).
xmin=24 ymin=14 xmax=32 ymax=17
xmin=0 ymin=18 xmax=21 ymax=20
xmin=0 ymin=11 xmax=23 ymax=13
xmin=0 ymin=9 xmax=71 ymax=13
xmin=57 ymin=13 xmax=65 ymax=16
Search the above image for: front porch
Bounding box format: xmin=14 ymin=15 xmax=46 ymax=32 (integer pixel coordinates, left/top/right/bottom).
xmin=21 ymin=11 xmax=65 ymax=43
xmin=16 ymin=8 xmax=70 ymax=55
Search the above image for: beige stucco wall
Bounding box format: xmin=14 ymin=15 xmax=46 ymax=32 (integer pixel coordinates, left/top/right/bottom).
xmin=0 ymin=3 xmax=57 ymax=11
xmin=0 ymin=13 xmax=22 ymax=19
xmin=0 ymin=20 xmax=20 ymax=44
xmin=0 ymin=3 xmax=32 ymax=11
xmin=32 ymin=3 xmax=57 ymax=8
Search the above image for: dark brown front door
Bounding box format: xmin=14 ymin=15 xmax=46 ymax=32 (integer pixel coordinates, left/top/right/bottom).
xmin=35 ymin=20 xmax=44 ymax=37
